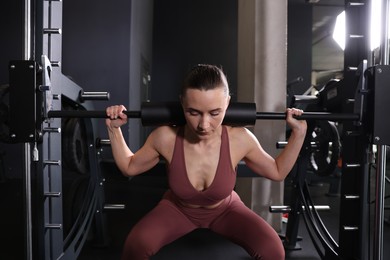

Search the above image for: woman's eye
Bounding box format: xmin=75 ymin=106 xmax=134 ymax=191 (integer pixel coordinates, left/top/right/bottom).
xmin=189 ymin=111 xmax=199 ymax=116
xmin=210 ymin=112 xmax=220 ymax=117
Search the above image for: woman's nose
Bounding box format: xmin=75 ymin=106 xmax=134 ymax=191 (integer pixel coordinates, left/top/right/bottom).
xmin=197 ymin=116 xmax=210 ymax=130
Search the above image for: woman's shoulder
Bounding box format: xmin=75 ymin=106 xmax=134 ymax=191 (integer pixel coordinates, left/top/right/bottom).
xmin=153 ymin=125 xmax=179 ymax=133
xmin=149 ymin=125 xmax=180 ymax=142
xmin=148 ymin=126 xmax=181 ymax=162
xmin=224 ymin=126 xmax=258 ymax=163
xmin=224 ymin=126 xmax=258 ymax=145
xmin=224 ymin=125 xmax=252 ymax=136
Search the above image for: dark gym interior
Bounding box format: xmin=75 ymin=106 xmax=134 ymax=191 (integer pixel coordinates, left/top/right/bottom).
xmin=1 ymin=0 xmax=390 ymax=259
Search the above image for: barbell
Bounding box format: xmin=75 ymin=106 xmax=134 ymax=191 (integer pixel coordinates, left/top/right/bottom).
xmin=49 ymin=101 xmax=353 ymax=177
xmin=47 ymin=102 xmax=360 ymax=126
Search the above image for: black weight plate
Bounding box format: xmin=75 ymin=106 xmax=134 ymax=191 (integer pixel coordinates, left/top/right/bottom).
xmin=309 ymin=121 xmax=341 ymax=176
xmin=62 ymin=118 xmax=89 ymax=174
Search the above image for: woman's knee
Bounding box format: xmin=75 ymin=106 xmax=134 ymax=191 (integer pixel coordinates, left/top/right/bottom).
xmin=121 ymin=229 xmax=157 ymax=260
xmin=262 ymin=240 xmax=285 ymax=260
xmin=250 ymin=238 xmax=285 ymax=260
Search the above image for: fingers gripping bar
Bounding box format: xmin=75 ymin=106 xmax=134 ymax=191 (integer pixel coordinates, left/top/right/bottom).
xmin=47 ymin=102 xmax=359 ymax=126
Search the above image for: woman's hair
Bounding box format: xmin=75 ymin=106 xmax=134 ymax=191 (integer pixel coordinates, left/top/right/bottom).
xmin=181 ymin=64 xmax=230 ymax=96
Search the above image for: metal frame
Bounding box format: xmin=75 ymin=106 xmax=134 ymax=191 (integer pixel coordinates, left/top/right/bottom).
xmin=15 ymin=0 xmax=106 ymax=259
xmin=338 ymin=1 xmax=371 ymax=259
xmin=273 ymin=2 xmax=389 ymax=260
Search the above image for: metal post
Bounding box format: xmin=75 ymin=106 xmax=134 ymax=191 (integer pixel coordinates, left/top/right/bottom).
xmin=23 ymin=0 xmax=33 ymax=259
xmin=23 ymin=143 xmax=33 ymax=260
xmin=380 ymin=0 xmax=390 ymax=65
xmin=374 ymin=145 xmax=386 ymax=260
xmin=374 ymin=1 xmax=390 ymax=259
xmin=24 ymin=0 xmax=31 ymax=61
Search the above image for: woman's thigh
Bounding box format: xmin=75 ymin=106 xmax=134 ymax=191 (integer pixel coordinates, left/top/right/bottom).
xmin=210 ymin=194 xmax=285 ymax=260
xmin=122 ymin=199 xmax=197 ymax=259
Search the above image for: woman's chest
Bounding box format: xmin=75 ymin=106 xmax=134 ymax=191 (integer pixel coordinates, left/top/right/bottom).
xmin=184 ymin=146 xmax=221 ymax=191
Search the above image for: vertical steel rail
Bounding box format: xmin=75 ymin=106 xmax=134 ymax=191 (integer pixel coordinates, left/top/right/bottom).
xmin=374 ymin=146 xmax=386 ymax=260
xmin=23 ymin=144 xmax=32 ymax=260
xmin=374 ymin=1 xmax=390 ymax=259
xmin=23 ymin=0 xmax=33 ymax=259
xmin=380 ymin=0 xmax=390 ymax=65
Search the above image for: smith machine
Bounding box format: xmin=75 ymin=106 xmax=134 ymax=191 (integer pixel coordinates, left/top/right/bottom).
xmin=3 ymin=0 xmax=390 ymax=259
xmin=270 ymin=2 xmax=390 ymax=260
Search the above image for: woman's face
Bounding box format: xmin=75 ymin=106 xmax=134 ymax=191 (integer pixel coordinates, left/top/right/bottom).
xmin=181 ymin=86 xmax=230 ymax=139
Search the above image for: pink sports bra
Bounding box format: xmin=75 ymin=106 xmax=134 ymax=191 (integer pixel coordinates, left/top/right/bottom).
xmin=167 ymin=126 xmax=237 ymax=206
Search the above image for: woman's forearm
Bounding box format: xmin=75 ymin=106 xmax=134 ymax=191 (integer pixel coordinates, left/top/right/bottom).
xmin=107 ymin=126 xmax=133 ymax=175
xmin=275 ymin=129 xmax=306 ymax=180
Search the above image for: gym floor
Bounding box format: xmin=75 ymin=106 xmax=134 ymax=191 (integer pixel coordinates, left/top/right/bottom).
xmin=1 ymin=167 xmax=389 ymax=259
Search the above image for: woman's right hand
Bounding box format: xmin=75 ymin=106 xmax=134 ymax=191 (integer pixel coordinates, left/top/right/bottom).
xmin=105 ymin=105 xmax=128 ymax=129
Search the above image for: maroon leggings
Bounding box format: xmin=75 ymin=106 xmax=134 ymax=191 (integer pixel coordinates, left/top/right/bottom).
xmin=121 ymin=191 xmax=284 ymax=260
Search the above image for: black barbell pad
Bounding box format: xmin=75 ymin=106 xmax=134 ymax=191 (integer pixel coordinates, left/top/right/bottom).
xmin=141 ymin=102 xmax=186 ymax=126
xmin=223 ymin=102 xmax=257 ymax=126
xmin=141 ymin=102 xmax=257 ymax=126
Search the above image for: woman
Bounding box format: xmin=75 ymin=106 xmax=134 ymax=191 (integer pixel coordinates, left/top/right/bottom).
xmin=106 ymin=64 xmax=307 ymax=259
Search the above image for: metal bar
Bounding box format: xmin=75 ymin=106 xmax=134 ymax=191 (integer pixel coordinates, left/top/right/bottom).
xmin=43 ymin=28 xmax=62 ymax=34
xmin=343 ymin=226 xmax=359 ymax=231
xmin=47 ymin=109 xmax=360 ymax=121
xmin=344 ymin=195 xmax=360 ymax=199
xmin=269 ymin=205 xmax=291 ymax=213
xmin=103 ymin=204 xmax=126 ymax=210
xmin=380 ymin=0 xmax=390 ymax=65
xmin=256 ymin=112 xmax=359 ymax=121
xmin=47 ymin=110 xmax=141 ymax=118
xmin=348 ymin=3 xmax=365 ymax=6
xmin=23 ymin=0 xmax=33 ymax=259
xmin=79 ymin=91 xmax=110 ymax=101
xmin=24 ymin=1 xmax=31 ymax=59
xmin=374 ymin=145 xmax=387 ymax=260
xmin=23 ymin=143 xmax=33 ymax=260
xmin=374 ymin=1 xmax=390 ymax=259
xmin=270 ymin=205 xmax=330 ymax=213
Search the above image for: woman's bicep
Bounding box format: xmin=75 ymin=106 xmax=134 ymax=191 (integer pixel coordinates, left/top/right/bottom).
xmin=240 ymin=130 xmax=279 ymax=180
xmin=129 ymin=144 xmax=160 ymax=175
xmin=123 ymin=131 xmax=162 ymax=176
xmin=126 ymin=126 xmax=176 ymax=176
